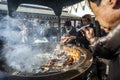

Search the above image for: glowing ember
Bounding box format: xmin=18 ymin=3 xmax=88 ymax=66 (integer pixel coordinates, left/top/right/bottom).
xmin=37 ymin=46 xmax=81 ymax=73
xmin=0 ymin=16 xmax=81 ymax=76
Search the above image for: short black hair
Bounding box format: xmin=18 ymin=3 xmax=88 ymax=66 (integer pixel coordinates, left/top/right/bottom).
xmin=64 ymin=20 xmax=71 ymax=26
xmin=82 ymin=14 xmax=92 ymax=22
xmin=88 ymin=0 xmax=101 ymax=6
xmin=89 ymin=0 xmax=97 ymax=2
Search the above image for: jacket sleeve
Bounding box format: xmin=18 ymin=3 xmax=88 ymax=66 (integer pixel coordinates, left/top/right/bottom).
xmin=90 ymin=25 xmax=120 ymax=59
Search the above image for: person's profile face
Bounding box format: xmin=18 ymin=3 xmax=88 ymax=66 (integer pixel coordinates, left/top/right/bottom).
xmin=82 ymin=18 xmax=90 ymax=26
xmin=88 ymin=0 xmax=116 ymax=30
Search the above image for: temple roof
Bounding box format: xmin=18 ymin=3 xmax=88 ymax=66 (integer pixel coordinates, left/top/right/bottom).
xmin=7 ymin=0 xmax=83 ymax=16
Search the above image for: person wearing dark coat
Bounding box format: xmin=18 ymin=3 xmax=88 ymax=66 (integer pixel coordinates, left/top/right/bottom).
xmin=88 ymin=25 xmax=120 ymax=80
xmin=84 ymin=0 xmax=120 ymax=80
xmin=61 ymin=20 xmax=77 ymax=45
xmin=75 ymin=14 xmax=93 ymax=49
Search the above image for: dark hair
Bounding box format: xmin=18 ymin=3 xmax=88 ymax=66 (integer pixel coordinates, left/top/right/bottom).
xmin=82 ymin=14 xmax=92 ymax=22
xmin=88 ymin=0 xmax=101 ymax=6
xmin=40 ymin=21 xmax=45 ymax=24
xmin=64 ymin=20 xmax=71 ymax=26
xmin=89 ymin=0 xmax=97 ymax=2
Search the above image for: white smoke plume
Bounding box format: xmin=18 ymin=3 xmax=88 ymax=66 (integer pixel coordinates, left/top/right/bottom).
xmin=0 ymin=15 xmax=58 ymax=73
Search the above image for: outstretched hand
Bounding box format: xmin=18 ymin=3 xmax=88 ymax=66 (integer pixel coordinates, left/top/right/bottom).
xmin=60 ymin=36 xmax=76 ymax=44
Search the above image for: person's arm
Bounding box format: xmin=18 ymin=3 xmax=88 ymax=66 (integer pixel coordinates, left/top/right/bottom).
xmin=90 ymin=37 xmax=113 ymax=59
xmin=66 ymin=36 xmax=76 ymax=43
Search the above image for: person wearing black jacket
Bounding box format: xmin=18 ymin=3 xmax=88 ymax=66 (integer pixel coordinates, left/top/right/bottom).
xmin=76 ymin=14 xmax=93 ymax=49
xmin=84 ymin=0 xmax=120 ymax=80
xmin=60 ymin=20 xmax=77 ymax=45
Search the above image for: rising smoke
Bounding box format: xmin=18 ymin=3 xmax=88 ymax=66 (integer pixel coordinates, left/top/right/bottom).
xmin=0 ymin=15 xmax=58 ymax=73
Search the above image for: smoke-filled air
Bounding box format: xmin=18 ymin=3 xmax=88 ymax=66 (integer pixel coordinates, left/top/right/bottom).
xmin=0 ymin=15 xmax=60 ymax=73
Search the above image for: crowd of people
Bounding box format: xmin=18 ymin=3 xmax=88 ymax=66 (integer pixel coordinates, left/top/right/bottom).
xmin=0 ymin=0 xmax=120 ymax=80
xmin=60 ymin=14 xmax=93 ymax=49
xmin=60 ymin=14 xmax=104 ymax=80
xmin=8 ymin=19 xmax=58 ymax=45
xmin=85 ymin=0 xmax=120 ymax=80
xmin=60 ymin=0 xmax=120 ymax=80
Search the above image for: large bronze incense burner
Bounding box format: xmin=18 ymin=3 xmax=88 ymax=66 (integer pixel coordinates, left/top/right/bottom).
xmin=0 ymin=44 xmax=93 ymax=80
